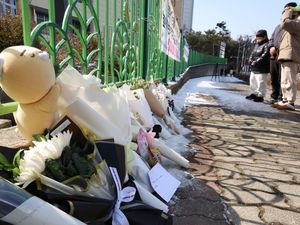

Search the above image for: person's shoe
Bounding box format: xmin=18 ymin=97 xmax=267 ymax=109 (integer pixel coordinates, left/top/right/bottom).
xmin=246 ymin=94 xmax=256 ymax=100
xmin=253 ymin=96 xmax=264 ymax=102
xmin=273 ymin=100 xmax=287 ymax=108
xmin=270 ymin=98 xmax=278 ymax=104
xmin=277 ymin=102 xmax=295 ymax=111
xmin=271 ymin=101 xmax=280 ymax=108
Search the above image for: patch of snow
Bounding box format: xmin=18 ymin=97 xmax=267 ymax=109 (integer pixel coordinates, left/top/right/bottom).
xmin=175 ymin=76 xmax=181 ymax=82
xmin=164 ymin=134 xmax=192 ymax=155
xmin=167 ymin=81 xmax=177 ymax=86
xmin=160 ymin=74 xmax=279 ymax=194
xmin=168 ymin=167 xmax=194 ymax=188
xmin=174 ymin=75 xmax=278 ymax=113
xmin=162 ymin=159 xmax=195 ymax=188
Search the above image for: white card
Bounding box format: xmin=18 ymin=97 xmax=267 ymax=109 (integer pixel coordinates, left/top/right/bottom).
xmin=148 ymin=163 xmax=180 ymax=202
xmin=50 ymin=119 xmax=71 ymax=137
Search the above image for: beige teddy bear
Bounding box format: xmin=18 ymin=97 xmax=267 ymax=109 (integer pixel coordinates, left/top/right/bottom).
xmin=0 ymin=46 xmax=60 ymax=140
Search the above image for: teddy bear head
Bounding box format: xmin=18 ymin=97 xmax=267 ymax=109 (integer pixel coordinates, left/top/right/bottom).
xmin=0 ymin=46 xmax=55 ymax=104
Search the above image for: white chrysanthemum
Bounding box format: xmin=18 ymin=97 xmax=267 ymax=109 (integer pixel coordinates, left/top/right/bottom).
xmin=15 ymin=131 xmax=72 ymax=187
xmin=35 ymin=131 xmax=72 ymax=159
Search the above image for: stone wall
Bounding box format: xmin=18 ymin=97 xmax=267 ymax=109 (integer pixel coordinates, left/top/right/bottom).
xmin=170 ymin=63 xmax=227 ymax=94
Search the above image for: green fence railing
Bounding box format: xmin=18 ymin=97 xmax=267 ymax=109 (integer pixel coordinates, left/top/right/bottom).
xmin=0 ymin=0 xmax=227 ymax=116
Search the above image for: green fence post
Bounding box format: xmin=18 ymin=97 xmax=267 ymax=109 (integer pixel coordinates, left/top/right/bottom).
xmin=95 ymin=0 xmax=99 ymax=18
xmin=180 ymin=33 xmax=184 ymax=74
xmin=162 ymin=54 xmax=168 ymax=83
xmin=138 ymin=0 xmax=146 ymax=78
xmin=104 ymin=0 xmax=109 ymax=84
xmin=82 ymin=0 xmax=87 ymax=74
xmin=0 ymin=103 xmax=18 ymax=116
xmin=21 ymin=0 xmax=31 ymax=45
xmin=48 ymin=0 xmax=56 ymax=66
xmin=113 ymin=0 xmax=117 ymax=31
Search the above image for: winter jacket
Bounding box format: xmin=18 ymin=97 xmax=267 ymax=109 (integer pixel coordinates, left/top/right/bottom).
xmin=249 ymin=38 xmax=270 ymax=74
xmin=269 ymin=24 xmax=285 ymax=49
xmin=278 ymin=10 xmax=300 ymax=64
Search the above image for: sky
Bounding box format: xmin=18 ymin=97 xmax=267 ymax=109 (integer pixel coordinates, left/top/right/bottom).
xmin=192 ymin=0 xmax=296 ymax=40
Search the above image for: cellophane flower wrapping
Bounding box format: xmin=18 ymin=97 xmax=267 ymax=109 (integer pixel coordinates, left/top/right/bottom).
xmin=14 ymin=116 xmax=117 ymax=223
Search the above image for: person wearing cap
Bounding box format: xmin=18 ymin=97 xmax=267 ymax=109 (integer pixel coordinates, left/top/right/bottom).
xmin=246 ymin=29 xmax=270 ymax=102
xmin=276 ymin=5 xmax=300 ymax=110
xmin=269 ymin=2 xmax=297 ymax=105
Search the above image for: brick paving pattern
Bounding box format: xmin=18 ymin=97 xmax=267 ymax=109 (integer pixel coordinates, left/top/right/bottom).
xmin=171 ymin=78 xmax=300 ymax=225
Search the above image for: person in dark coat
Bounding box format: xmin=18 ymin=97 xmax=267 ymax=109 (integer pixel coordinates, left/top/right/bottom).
xmin=246 ymin=29 xmax=270 ymax=102
xmin=269 ymin=2 xmax=297 ymax=104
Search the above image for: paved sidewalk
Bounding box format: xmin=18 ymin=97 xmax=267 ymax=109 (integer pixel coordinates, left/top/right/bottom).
xmin=173 ymin=76 xmax=300 ymax=225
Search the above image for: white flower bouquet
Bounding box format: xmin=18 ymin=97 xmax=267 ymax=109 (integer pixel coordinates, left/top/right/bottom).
xmin=11 ymin=116 xmax=119 ymax=224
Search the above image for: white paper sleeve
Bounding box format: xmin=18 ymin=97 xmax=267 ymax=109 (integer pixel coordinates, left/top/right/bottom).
xmin=57 ymin=66 xmax=132 ymax=145
xmin=152 ymin=139 xmax=190 ymax=169
xmin=121 ymin=85 xmax=154 ymax=130
xmin=127 ymin=149 xmax=153 ymax=192
xmin=133 ymin=181 xmax=169 ymax=213
xmin=62 ymin=99 xmax=123 ymax=142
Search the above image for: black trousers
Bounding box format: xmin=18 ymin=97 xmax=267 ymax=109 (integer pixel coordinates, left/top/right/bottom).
xmin=270 ymin=59 xmax=282 ymax=100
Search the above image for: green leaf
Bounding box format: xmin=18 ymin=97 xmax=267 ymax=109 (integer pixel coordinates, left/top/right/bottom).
xmin=65 ymin=161 xmax=77 ymax=177
xmin=12 ymin=167 xmax=20 ymax=178
xmin=0 ymin=153 xmax=11 ymax=167
xmin=12 ymin=150 xmax=22 ymax=167
xmin=32 ymin=134 xmax=47 ymax=142
xmin=61 ymin=146 xmax=72 ymax=166
xmin=45 ymin=159 xmax=65 ymax=182
xmin=63 ymin=176 xmax=89 ymax=191
xmin=72 ymin=153 xmax=95 ymax=178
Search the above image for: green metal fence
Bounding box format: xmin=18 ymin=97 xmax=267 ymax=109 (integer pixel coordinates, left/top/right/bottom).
xmin=0 ymin=0 xmax=226 ymax=116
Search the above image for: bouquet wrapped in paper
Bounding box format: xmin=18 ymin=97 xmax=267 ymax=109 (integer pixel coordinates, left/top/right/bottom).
xmin=50 ymin=118 xmax=172 ymax=224
xmin=120 ymin=84 xmax=154 ymax=130
xmin=148 ymin=83 xmax=171 ymax=112
xmin=0 ymin=116 xmax=173 ymax=225
xmin=12 ymin=116 xmax=117 ymax=224
xmin=57 ymin=66 xmax=132 ymax=146
xmin=131 ymin=118 xmax=189 ymax=169
xmin=149 ymin=83 xmax=188 ymax=135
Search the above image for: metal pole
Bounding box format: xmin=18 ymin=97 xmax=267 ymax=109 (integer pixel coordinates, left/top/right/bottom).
xmin=236 ymin=37 xmax=241 ymax=73
xmin=82 ymin=0 xmax=87 ymax=74
xmin=138 ymin=0 xmax=146 ymax=78
xmin=104 ymin=0 xmax=109 ymax=84
xmin=95 ymin=0 xmax=99 ymax=18
xmin=113 ymin=0 xmax=116 ymax=32
xmin=241 ymin=44 xmax=245 ymax=72
xmin=21 ymin=0 xmax=31 ymax=45
xmin=48 ymin=0 xmax=56 ymax=66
